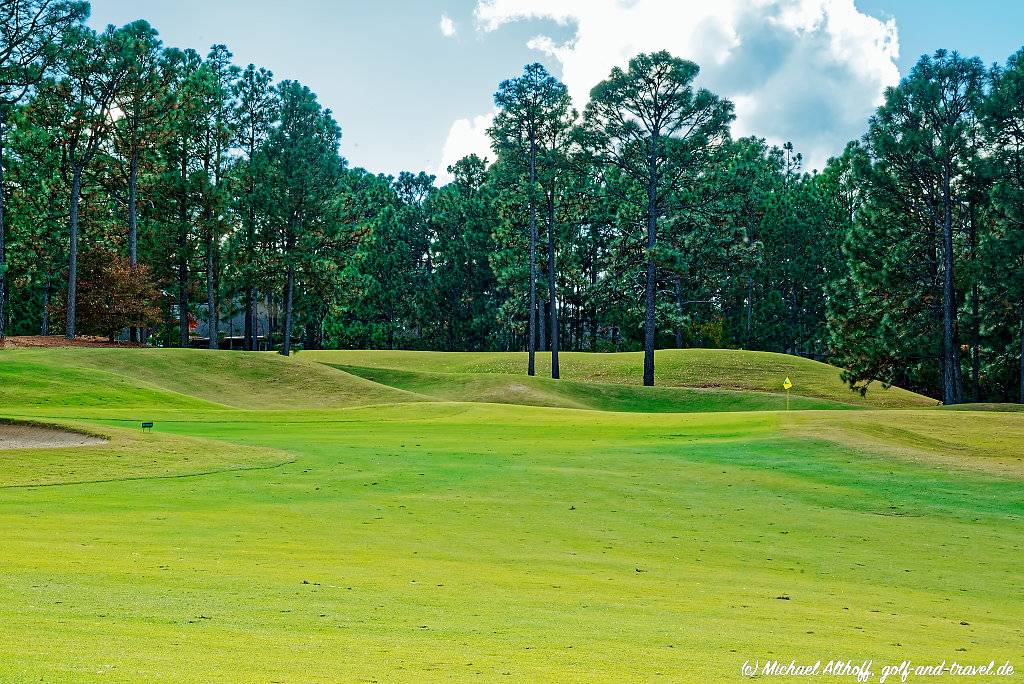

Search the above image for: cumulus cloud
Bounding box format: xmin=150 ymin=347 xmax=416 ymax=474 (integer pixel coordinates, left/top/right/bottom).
xmin=434 ymin=111 xmax=495 ymax=183
xmin=439 ymin=0 xmax=900 ymax=172
xmin=439 ymin=14 xmax=457 ymax=38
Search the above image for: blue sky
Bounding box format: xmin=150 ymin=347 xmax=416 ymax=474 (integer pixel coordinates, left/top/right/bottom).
xmin=87 ymin=1 xmax=1024 ymax=181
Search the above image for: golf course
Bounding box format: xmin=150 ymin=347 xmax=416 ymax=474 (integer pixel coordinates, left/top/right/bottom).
xmin=0 ymin=347 xmax=1021 ymax=682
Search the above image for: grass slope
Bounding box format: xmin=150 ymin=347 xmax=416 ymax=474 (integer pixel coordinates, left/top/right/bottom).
xmin=334 ymin=363 xmax=857 ymax=412
xmin=1 ymin=348 xmax=424 ymax=410
xmin=0 ymin=348 xmax=1019 ymax=682
xmin=788 ymin=409 xmax=1024 ymax=477
xmin=0 ymin=351 xmax=223 ymax=410
xmin=305 ymin=348 xmax=936 ymax=409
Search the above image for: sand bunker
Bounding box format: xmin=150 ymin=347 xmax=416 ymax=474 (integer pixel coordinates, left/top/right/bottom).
xmin=0 ymin=423 xmax=106 ymax=449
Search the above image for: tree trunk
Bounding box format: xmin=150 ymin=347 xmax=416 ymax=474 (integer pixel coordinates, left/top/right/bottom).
xmin=745 ymin=276 xmax=753 ymax=347
xmin=303 ymin=319 xmax=321 ymax=350
xmin=0 ymin=113 xmax=7 ymax=341
xmin=789 ymin=285 xmax=799 ymax=355
xmin=643 ymin=136 xmax=659 ymax=387
xmin=674 ymin=276 xmax=684 ymax=348
xmin=177 ymin=153 xmax=189 ymax=348
xmin=128 ymin=148 xmax=140 ymax=343
xmin=128 ymin=149 xmax=139 ymax=266
xmin=546 ymin=194 xmax=559 ymax=379
xmin=65 ymin=165 xmax=83 ymax=340
xmin=244 ymin=286 xmax=254 ymax=351
xmin=206 ymin=228 xmax=218 ymax=349
xmin=281 ymin=262 xmax=294 ymax=356
xmin=539 ymin=298 xmax=546 ymax=352
xmin=589 ymin=224 xmax=598 ymax=352
xmin=527 ymin=133 xmax=537 ymax=376
xmin=244 ymin=155 xmax=258 ymax=351
xmin=940 ymin=170 xmax=962 ymax=405
xmin=41 ymin=279 xmax=50 ymax=336
xmin=1019 ymin=304 xmax=1024 ymax=405
xmin=267 ymin=294 xmax=277 ymax=349
xmin=971 ymin=285 xmax=980 ymax=401
xmin=969 ymin=206 xmax=980 ymax=402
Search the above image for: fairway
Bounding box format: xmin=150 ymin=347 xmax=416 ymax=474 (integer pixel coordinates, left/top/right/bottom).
xmin=0 ymin=348 xmax=1021 ymax=682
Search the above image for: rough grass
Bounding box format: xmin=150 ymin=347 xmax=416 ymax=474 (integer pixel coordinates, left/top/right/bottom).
xmin=0 ymin=347 xmax=1018 ymax=682
xmin=305 ymin=348 xmax=936 ymax=409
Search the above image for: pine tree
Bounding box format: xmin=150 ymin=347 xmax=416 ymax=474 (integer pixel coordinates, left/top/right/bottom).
xmin=230 ymin=63 xmax=277 ymax=350
xmin=107 ymin=20 xmax=176 ymax=342
xmin=56 ymin=24 xmax=133 ymax=339
xmin=579 ymin=51 xmax=733 ymax=385
xmin=489 ymin=63 xmax=569 ymax=376
xmin=258 ymin=80 xmax=342 ymax=355
xmin=984 ymin=48 xmax=1024 ymax=403
xmin=0 ymin=0 xmax=87 ymax=339
xmin=857 ymin=51 xmax=986 ymax=404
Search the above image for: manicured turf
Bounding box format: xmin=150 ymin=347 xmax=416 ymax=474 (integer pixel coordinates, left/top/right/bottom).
xmin=0 ymin=348 xmax=423 ymax=410
xmin=305 ymin=348 xmax=938 ymax=408
xmin=0 ymin=348 xmax=1019 ymax=682
xmin=333 ymin=363 xmax=859 ymax=412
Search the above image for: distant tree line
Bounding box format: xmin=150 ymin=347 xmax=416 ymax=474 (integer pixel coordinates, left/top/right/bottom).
xmin=1 ymin=2 xmax=1022 ymax=403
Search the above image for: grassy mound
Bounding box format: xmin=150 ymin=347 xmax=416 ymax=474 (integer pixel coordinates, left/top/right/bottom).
xmin=3 ymin=346 xmax=929 ymax=413
xmin=0 ymin=351 xmax=223 ymax=411
xmin=335 ymin=363 xmax=858 ymax=412
xmin=1 ymin=348 xmax=423 ymax=410
xmin=305 ymin=348 xmax=936 ymax=409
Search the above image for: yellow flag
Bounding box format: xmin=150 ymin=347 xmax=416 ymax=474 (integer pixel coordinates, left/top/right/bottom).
xmin=783 ymin=377 xmax=793 ymax=390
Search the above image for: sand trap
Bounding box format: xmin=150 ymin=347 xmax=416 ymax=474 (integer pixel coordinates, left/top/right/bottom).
xmin=0 ymin=423 xmax=106 ymax=450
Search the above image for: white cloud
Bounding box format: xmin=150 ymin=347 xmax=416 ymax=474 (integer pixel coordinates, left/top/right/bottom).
xmin=439 ymin=14 xmax=457 ymax=38
xmin=453 ymin=0 xmax=900 ymax=171
xmin=434 ymin=111 xmax=495 ymax=183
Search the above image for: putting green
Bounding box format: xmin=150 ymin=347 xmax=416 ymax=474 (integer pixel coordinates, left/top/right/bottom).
xmin=0 ymin=349 xmax=1019 ymax=682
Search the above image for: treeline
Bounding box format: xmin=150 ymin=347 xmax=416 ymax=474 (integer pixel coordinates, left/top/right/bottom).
xmin=0 ymin=3 xmax=1022 ymax=403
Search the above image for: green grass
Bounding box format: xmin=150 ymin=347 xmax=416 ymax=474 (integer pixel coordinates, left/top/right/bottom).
xmin=304 ymin=348 xmax=937 ymax=408
xmin=0 ymin=418 xmax=291 ymax=488
xmin=334 ymin=363 xmax=858 ymax=412
xmin=0 ymin=352 xmax=224 ymax=410
xmin=1 ymin=348 xmax=423 ymax=410
xmin=941 ymin=402 xmax=1024 ymax=412
xmin=0 ymin=348 xmax=1019 ymax=682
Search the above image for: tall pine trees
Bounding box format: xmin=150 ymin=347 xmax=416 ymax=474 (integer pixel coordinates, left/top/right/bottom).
xmin=258 ymin=81 xmax=342 ymax=355
xmin=580 ymin=52 xmax=733 ymax=385
xmin=0 ymin=0 xmax=86 ymax=339
xmin=489 ymin=64 xmax=569 ymax=377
